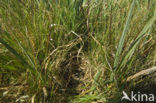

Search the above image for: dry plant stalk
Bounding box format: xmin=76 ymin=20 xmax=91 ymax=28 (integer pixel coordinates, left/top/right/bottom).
xmin=127 ymin=66 xmax=156 ymax=82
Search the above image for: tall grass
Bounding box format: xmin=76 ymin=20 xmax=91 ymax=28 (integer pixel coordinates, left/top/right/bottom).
xmin=0 ymin=0 xmax=156 ymax=102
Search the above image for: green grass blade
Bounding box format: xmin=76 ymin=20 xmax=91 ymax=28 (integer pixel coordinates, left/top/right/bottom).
xmin=119 ymin=12 xmax=156 ymax=72
xmin=14 ymin=35 xmax=36 ymax=68
xmin=0 ymin=38 xmax=34 ymax=72
xmin=113 ymin=0 xmax=136 ymax=69
xmin=14 ymin=37 xmax=43 ymax=82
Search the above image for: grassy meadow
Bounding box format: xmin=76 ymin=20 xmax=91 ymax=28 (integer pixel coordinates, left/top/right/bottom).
xmin=0 ymin=0 xmax=156 ymax=103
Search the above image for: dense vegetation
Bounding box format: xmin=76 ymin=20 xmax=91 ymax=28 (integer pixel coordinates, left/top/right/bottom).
xmin=0 ymin=0 xmax=156 ymax=103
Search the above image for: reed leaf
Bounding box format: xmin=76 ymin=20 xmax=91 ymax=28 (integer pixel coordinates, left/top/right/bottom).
xmin=0 ymin=38 xmax=34 ymax=72
xmin=118 ymin=12 xmax=156 ymax=72
xmin=113 ymin=0 xmax=136 ymax=69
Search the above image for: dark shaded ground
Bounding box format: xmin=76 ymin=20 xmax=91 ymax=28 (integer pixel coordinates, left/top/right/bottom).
xmin=46 ymin=50 xmax=84 ymax=103
xmin=128 ymin=75 xmax=156 ymax=103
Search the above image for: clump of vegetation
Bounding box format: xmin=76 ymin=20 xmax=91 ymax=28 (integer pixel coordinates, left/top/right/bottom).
xmin=0 ymin=0 xmax=156 ymax=103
